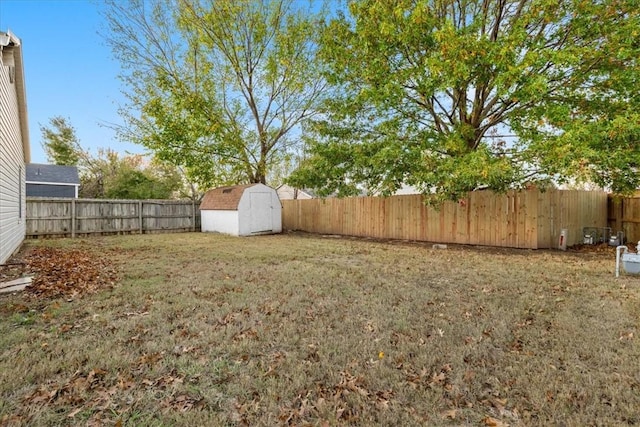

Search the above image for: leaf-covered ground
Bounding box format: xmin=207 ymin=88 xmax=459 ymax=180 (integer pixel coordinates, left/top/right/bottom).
xmin=1 ymin=233 xmax=639 ymax=426
xmin=24 ymin=246 xmax=118 ymax=299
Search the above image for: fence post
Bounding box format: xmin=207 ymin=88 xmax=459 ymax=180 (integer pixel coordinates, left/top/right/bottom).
xmin=614 ymin=197 xmax=623 ymax=234
xmin=139 ymin=201 xmax=143 ymax=234
xmin=71 ymin=199 xmax=76 ymax=238
xmin=192 ymin=199 xmax=196 ymax=232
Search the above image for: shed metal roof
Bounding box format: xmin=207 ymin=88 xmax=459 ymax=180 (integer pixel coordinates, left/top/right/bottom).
xmin=26 ymin=163 xmax=80 ymax=184
xmin=199 ymin=184 xmax=259 ymax=210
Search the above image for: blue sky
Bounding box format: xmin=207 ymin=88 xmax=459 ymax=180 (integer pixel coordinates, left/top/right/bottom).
xmin=0 ymin=0 xmax=144 ymax=163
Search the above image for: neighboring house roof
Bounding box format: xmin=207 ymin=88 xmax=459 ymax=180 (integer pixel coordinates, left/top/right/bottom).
xmin=393 ymin=184 xmax=421 ymax=195
xmin=26 ymin=163 xmax=80 ymax=185
xmin=276 ymin=184 xmax=316 ymax=199
xmin=200 ymin=184 xmax=258 ymax=210
xmin=0 ymin=30 xmax=29 ymax=162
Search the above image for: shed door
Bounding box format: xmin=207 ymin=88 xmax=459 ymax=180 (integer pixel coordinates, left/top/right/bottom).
xmin=249 ymin=192 xmax=272 ymax=233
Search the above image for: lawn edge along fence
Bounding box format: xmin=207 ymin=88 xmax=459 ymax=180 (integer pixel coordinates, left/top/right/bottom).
xmin=26 ymin=198 xmax=200 ymax=238
xmin=282 ymin=189 xmax=608 ymax=249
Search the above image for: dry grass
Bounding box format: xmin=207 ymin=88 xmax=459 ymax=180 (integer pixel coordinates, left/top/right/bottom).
xmin=1 ymin=232 xmax=640 ymax=426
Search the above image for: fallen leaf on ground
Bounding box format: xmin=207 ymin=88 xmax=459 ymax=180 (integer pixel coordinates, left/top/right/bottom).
xmin=441 ymin=409 xmax=457 ymax=419
xmin=22 ymin=247 xmax=117 ymax=299
xmin=484 ymin=416 xmax=509 ymax=426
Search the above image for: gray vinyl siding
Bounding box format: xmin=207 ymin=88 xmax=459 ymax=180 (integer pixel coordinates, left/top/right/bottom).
xmin=26 ymin=183 xmax=76 ymax=198
xmin=0 ymin=50 xmax=26 ymax=264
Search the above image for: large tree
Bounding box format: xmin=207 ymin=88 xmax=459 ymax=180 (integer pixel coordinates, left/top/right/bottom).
xmin=102 ymin=0 xmax=327 ymax=188
xmin=288 ymin=0 xmax=640 ymax=202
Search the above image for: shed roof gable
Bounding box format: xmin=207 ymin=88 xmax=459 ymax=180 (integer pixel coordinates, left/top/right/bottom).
xmin=200 ymin=184 xmax=259 ymax=210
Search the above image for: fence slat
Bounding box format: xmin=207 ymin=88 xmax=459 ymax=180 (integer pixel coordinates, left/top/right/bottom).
xmin=282 ymin=189 xmax=608 ymax=249
xmin=26 ymin=198 xmax=201 ymax=238
xmin=608 ymin=195 xmax=640 ymax=243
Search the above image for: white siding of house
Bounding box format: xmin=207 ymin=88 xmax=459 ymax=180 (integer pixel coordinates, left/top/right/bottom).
xmin=201 ymin=210 xmax=239 ymax=236
xmin=277 ymin=184 xmax=313 ymax=200
xmin=393 ymin=184 xmax=421 ymax=195
xmin=0 ymin=49 xmax=26 ymax=264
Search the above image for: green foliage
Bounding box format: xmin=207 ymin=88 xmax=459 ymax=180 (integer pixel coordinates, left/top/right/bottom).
xmin=289 ymin=0 xmax=640 ymax=202
xmin=80 ymin=151 xmax=182 ymax=200
xmin=40 ymin=116 xmax=82 ymax=166
xmin=102 ymin=0 xmax=327 ymax=188
xmin=39 ymin=116 xmax=184 ymax=200
xmin=105 ymin=169 xmax=167 ymax=200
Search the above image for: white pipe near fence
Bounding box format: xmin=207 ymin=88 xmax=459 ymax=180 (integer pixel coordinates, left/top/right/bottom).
xmin=26 ymin=197 xmax=201 ymax=238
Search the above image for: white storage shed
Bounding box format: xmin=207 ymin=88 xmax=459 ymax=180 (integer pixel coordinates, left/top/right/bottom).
xmin=200 ymin=184 xmax=282 ymax=236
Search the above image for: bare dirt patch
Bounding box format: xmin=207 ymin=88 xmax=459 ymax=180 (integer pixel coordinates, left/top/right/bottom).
xmin=1 ymin=233 xmax=639 ymax=426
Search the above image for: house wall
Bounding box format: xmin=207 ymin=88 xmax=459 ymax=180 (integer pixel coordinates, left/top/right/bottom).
xmin=0 ymin=50 xmax=26 ymax=263
xmin=26 ymin=183 xmax=76 ymax=198
xmin=393 ymin=184 xmax=421 ymax=195
xmin=277 ymin=184 xmax=313 ymax=200
xmin=238 ymin=184 xmax=282 ymax=236
xmin=201 ymin=210 xmax=239 ymax=236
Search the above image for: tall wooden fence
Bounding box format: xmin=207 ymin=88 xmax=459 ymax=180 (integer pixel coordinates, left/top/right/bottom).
xmin=282 ymin=189 xmax=608 ymax=249
xmin=26 ymin=198 xmax=200 ymax=238
xmin=608 ymin=195 xmax=640 ymax=244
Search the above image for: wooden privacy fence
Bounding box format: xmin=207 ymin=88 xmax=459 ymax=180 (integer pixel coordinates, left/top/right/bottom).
xmin=26 ymin=198 xmax=201 ymax=238
xmin=608 ymin=195 xmax=640 ymax=243
xmin=282 ymin=189 xmax=608 ymax=249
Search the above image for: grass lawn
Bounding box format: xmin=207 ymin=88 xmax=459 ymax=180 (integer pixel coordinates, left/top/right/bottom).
xmin=1 ymin=232 xmax=640 ymax=426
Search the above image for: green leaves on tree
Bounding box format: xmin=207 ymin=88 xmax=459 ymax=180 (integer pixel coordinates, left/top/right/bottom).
xmin=40 ymin=116 xmax=82 ymax=166
xmin=289 ymin=0 xmax=640 ymax=202
xmin=40 ymin=116 xmax=184 ymax=200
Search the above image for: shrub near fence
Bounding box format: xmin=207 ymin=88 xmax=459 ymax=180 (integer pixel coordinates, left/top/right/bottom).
xmin=26 ymin=198 xmax=201 ymax=238
xmin=282 ymin=189 xmax=608 ymax=249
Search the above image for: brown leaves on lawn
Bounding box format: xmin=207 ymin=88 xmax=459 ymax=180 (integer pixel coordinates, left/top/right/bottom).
xmin=22 ymin=368 xmax=114 ymax=421
xmin=18 ymin=366 xmax=203 ymax=425
xmin=405 ymin=363 xmax=453 ymax=390
xmin=162 ymin=394 xmax=206 ymax=412
xmin=23 ymin=247 xmax=118 ymax=299
xmin=277 ymin=371 xmax=395 ymax=425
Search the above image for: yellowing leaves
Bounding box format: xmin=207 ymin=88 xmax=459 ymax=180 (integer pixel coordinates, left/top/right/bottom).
xmin=379 ymin=21 xmax=395 ymax=36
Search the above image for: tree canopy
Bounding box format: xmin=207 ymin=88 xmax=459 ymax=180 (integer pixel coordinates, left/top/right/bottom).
xmin=40 ymin=116 xmax=82 ymax=166
xmin=40 ymin=116 xmax=183 ymax=199
xmin=88 ymin=152 xmax=183 ymax=200
xmin=102 ymin=0 xmax=327 ymax=189
xmin=288 ymin=0 xmax=640 ymax=202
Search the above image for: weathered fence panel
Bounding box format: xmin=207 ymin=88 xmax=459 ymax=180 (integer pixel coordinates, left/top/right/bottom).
xmin=608 ymin=195 xmax=640 ymax=244
xmin=282 ymin=189 xmax=608 ymax=249
xmin=26 ymin=198 xmax=201 ymax=238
